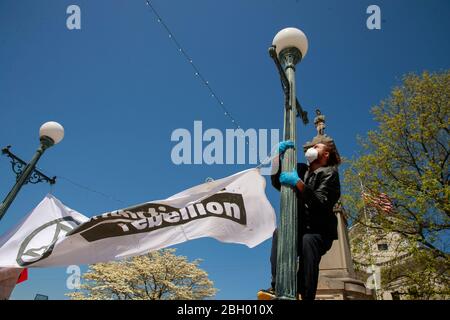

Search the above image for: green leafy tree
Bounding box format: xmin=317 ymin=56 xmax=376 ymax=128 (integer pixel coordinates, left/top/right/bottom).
xmin=67 ymin=249 xmax=217 ymax=300
xmin=343 ymin=71 xmax=450 ymax=299
xmin=381 ymin=249 xmax=450 ymax=299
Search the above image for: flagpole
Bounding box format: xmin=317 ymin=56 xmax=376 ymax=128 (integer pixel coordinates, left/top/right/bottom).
xmin=358 ymin=173 xmax=380 ymax=300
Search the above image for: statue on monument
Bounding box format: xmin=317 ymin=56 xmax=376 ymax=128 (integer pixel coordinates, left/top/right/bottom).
xmin=314 ymin=109 xmax=326 ymax=136
xmin=303 ymin=109 xmax=340 ymax=164
xmin=308 ymin=110 xmax=373 ymax=300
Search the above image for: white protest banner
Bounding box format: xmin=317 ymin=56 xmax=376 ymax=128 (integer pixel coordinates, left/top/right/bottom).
xmin=0 ymin=168 xmax=276 ymax=267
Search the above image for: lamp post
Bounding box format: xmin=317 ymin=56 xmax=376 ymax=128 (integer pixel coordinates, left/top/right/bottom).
xmin=0 ymin=121 xmax=64 ymax=222
xmin=270 ymin=27 xmax=308 ymax=299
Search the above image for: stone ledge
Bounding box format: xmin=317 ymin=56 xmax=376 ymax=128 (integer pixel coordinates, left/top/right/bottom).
xmin=316 ymin=276 xmax=375 ymax=300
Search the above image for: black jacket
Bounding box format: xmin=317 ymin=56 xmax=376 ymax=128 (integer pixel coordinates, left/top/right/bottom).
xmin=271 ymin=163 xmax=340 ymax=240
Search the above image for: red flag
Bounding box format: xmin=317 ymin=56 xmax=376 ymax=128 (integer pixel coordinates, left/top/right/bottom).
xmin=16 ymin=268 xmax=28 ymax=284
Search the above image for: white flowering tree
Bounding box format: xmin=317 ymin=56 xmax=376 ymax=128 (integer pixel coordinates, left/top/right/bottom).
xmin=67 ymin=249 xmax=217 ymax=300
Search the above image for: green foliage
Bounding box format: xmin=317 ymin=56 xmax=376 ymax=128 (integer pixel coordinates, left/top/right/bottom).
xmin=381 ymin=249 xmax=450 ymax=299
xmin=343 ymin=71 xmax=450 ymax=299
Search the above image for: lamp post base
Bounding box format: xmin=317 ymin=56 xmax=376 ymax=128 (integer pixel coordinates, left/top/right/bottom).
xmin=275 ymin=295 xmax=297 ymax=300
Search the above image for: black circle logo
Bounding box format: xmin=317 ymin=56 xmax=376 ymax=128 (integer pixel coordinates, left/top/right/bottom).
xmin=16 ymin=217 xmax=81 ymax=267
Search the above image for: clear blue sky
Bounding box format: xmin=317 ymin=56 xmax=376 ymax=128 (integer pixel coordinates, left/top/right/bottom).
xmin=1 ymin=0 xmax=449 ymax=300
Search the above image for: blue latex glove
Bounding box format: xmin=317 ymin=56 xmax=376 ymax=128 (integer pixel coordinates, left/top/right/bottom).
xmin=280 ymin=170 xmax=301 ymax=187
xmin=278 ymin=140 xmax=295 ymax=155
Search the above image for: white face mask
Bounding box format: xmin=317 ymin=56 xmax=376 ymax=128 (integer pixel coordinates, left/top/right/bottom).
xmin=305 ymin=147 xmax=318 ymax=165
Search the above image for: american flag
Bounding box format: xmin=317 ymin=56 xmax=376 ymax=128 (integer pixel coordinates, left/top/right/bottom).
xmin=362 ymin=191 xmax=394 ymax=214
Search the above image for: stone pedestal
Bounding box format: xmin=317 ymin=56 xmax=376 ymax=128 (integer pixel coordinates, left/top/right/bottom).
xmin=316 ymin=205 xmax=374 ymax=300
xmin=301 ymin=111 xmax=372 ymax=299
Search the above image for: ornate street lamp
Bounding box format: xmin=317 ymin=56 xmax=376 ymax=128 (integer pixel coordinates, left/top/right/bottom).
xmin=0 ymin=121 xmax=64 ymax=221
xmin=269 ymin=27 xmax=308 ymax=299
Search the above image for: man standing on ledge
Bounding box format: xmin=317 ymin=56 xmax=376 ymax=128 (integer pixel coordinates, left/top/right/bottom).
xmin=260 ymin=137 xmax=342 ymax=300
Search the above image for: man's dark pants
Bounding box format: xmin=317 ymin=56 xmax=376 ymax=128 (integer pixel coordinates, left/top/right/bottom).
xmin=270 ymin=229 xmax=333 ymax=300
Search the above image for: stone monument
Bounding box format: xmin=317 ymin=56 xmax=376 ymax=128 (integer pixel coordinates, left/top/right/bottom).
xmin=303 ymin=109 xmax=374 ymax=300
